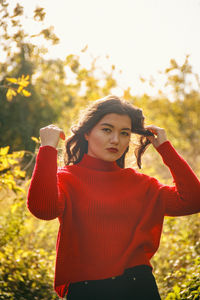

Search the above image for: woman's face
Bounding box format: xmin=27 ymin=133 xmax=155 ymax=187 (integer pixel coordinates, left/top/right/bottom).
xmin=84 ymin=113 xmax=131 ymax=161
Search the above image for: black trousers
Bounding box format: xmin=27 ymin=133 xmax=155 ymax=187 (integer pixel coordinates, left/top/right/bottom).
xmin=66 ymin=265 xmax=161 ymax=300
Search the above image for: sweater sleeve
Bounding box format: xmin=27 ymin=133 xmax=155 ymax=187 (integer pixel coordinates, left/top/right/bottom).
xmin=156 ymin=141 xmax=200 ymax=216
xmin=27 ymin=146 xmax=66 ymax=220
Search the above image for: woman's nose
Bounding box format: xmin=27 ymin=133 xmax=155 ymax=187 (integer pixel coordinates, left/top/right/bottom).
xmin=110 ymin=133 xmax=119 ymax=144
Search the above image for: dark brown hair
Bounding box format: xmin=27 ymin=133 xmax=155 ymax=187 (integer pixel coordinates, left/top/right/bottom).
xmin=64 ymin=95 xmax=153 ymax=168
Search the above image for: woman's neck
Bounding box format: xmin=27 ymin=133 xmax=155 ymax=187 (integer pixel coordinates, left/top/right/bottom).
xmin=77 ymin=153 xmax=120 ymax=172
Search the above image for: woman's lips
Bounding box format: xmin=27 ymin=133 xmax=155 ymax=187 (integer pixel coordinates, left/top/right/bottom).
xmin=106 ymin=148 xmax=118 ymax=153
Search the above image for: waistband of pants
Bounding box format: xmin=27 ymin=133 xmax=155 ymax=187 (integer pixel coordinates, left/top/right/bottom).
xmin=122 ymin=264 xmax=152 ymax=278
xmin=70 ymin=265 xmax=153 ymax=286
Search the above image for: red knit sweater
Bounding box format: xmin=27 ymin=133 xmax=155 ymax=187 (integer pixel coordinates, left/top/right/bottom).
xmin=27 ymin=141 xmax=200 ymax=298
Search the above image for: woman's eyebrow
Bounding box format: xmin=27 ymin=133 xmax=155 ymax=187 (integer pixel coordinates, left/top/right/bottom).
xmin=100 ymin=123 xmax=131 ymax=131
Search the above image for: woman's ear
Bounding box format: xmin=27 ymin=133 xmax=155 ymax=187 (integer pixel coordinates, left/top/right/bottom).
xmin=84 ymin=133 xmax=89 ymax=141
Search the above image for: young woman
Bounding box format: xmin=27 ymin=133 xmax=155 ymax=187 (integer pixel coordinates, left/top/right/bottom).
xmin=27 ymin=95 xmax=200 ymax=300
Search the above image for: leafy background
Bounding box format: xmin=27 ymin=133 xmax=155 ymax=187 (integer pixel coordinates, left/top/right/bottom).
xmin=0 ymin=1 xmax=200 ymax=299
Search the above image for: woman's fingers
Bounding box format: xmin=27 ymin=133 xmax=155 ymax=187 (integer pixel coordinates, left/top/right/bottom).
xmin=40 ymin=125 xmax=65 ymax=148
xmin=145 ymin=125 xmax=167 ymax=148
xmin=146 ymin=125 xmax=163 ymax=134
xmin=60 ymin=130 xmax=66 ymax=140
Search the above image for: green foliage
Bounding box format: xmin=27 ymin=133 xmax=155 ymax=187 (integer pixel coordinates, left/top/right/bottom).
xmin=165 ymin=265 xmax=200 ymax=300
xmin=0 ymin=147 xmax=59 ymax=299
xmin=0 ymin=146 xmax=25 ymax=193
xmin=152 ymin=215 xmax=200 ymax=299
xmin=0 ymin=243 xmax=58 ymax=300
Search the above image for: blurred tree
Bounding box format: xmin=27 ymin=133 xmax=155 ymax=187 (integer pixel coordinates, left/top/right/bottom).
xmin=164 ymin=55 xmax=200 ymax=101
xmin=0 ymin=1 xmax=60 ymax=152
xmin=127 ymin=57 xmax=200 ymax=178
xmin=57 ymin=53 xmax=117 ymax=135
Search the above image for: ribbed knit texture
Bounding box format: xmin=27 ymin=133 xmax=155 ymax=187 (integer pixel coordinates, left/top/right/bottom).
xmin=27 ymin=141 xmax=200 ymax=298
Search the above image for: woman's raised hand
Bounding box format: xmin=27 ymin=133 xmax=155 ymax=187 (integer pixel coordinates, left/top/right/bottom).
xmin=40 ymin=124 xmax=65 ymax=148
xmin=145 ymin=125 xmax=167 ymax=148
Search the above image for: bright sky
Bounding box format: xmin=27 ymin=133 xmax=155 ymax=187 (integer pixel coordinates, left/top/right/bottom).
xmin=12 ymin=0 xmax=200 ymax=96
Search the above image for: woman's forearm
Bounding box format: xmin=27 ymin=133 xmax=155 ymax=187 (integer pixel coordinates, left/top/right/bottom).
xmin=157 ymin=141 xmax=200 ymax=216
xmin=27 ymin=146 xmax=65 ymax=220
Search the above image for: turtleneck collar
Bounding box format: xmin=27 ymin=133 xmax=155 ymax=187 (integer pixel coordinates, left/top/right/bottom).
xmin=78 ymin=153 xmax=121 ymax=172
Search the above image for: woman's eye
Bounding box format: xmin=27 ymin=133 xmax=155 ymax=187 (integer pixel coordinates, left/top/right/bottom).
xmin=121 ymin=132 xmax=129 ymax=136
xmin=102 ymin=128 xmax=111 ymax=133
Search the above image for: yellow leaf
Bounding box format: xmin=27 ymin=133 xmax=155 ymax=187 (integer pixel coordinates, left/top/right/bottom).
xmin=24 ymin=75 xmax=30 ymax=80
xmin=17 ymin=75 xmax=29 ymax=88
xmin=17 ymin=86 xmax=23 ymax=93
xmin=6 ymin=77 xmax=18 ymax=84
xmin=6 ymin=158 xmax=18 ymax=165
xmin=31 ymin=136 xmax=40 ymax=143
xmin=6 ymin=89 xmax=17 ymax=101
xmin=0 ymin=146 xmax=10 ymax=156
xmin=12 ymin=151 xmax=24 ymax=159
xmin=6 ymin=90 xmax=12 ymax=101
xmin=4 ymin=178 xmax=15 ymax=190
xmin=11 ymin=202 xmax=18 ymax=213
xmin=22 ymin=89 xmax=31 ymax=97
xmin=13 ymin=166 xmax=26 ymax=178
